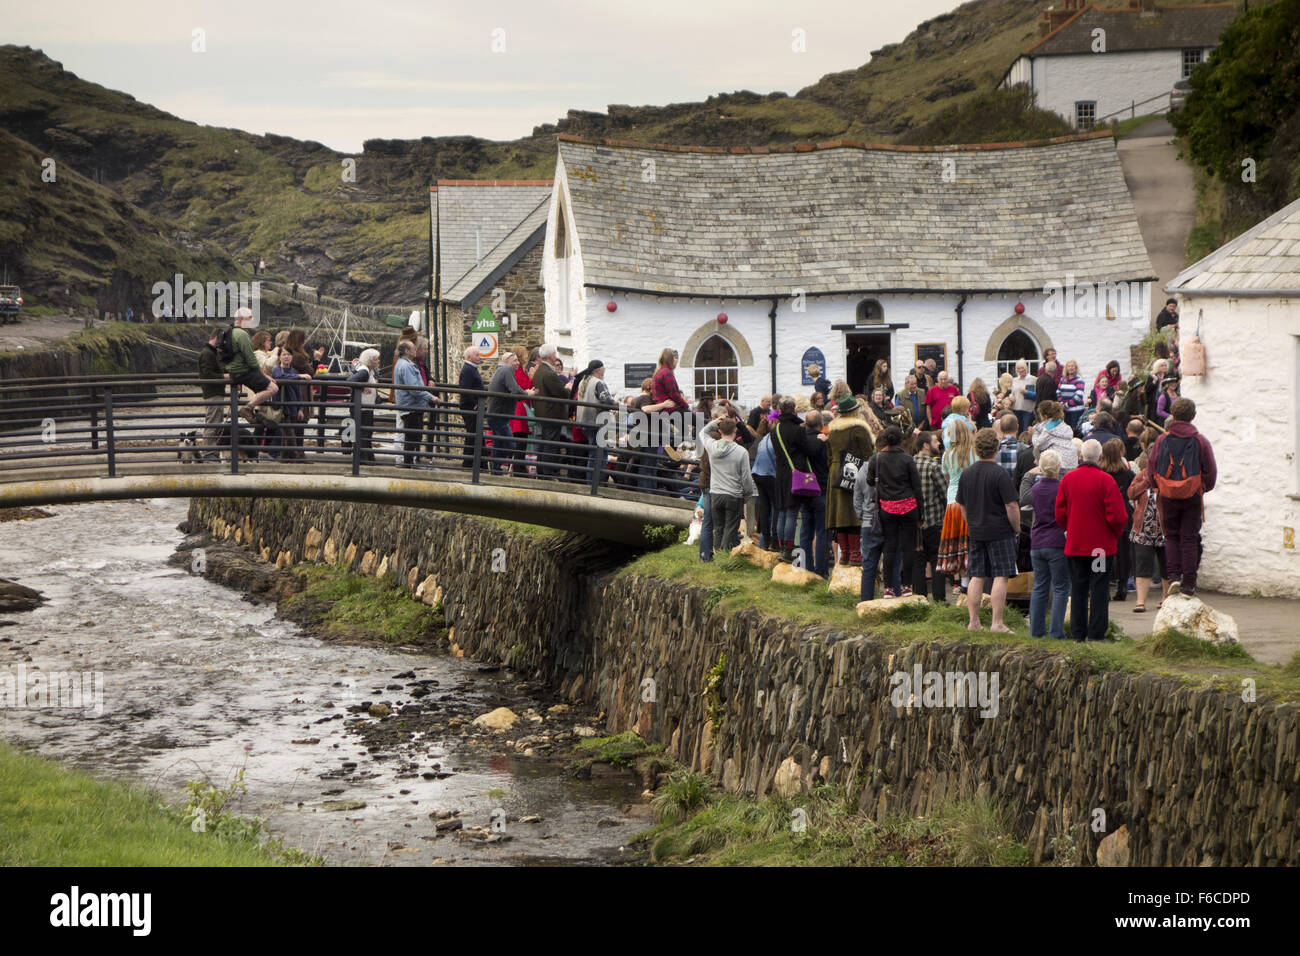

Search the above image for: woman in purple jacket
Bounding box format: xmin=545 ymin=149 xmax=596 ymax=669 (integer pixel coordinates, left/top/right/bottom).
xmin=1026 ymin=448 xmax=1068 ymax=638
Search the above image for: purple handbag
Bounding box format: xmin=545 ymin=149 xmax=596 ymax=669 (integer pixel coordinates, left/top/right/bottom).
xmin=774 ymin=424 xmax=821 ymax=497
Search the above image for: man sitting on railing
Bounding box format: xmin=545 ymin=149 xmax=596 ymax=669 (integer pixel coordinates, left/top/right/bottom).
xmin=223 ymin=315 xmax=280 ymax=427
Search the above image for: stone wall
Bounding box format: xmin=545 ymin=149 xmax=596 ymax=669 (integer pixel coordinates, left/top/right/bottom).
xmin=191 ymin=496 xmax=1300 ymax=866
xmin=447 ymin=241 xmax=546 ymax=379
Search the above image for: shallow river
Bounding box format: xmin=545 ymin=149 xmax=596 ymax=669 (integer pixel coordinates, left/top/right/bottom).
xmin=0 ymin=498 xmax=649 ymax=865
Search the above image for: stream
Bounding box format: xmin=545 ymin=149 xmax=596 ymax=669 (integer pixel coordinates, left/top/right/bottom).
xmin=0 ymin=498 xmax=651 ymax=866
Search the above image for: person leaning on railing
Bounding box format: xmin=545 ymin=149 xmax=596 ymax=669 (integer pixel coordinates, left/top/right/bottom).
xmin=198 ymin=328 xmax=229 ymax=463
xmin=531 ymin=344 xmax=571 ymax=479
xmin=394 ymin=339 xmax=433 ymax=468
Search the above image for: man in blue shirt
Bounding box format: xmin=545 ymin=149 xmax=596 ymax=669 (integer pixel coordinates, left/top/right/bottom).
xmin=394 ymin=340 xmax=433 ymax=467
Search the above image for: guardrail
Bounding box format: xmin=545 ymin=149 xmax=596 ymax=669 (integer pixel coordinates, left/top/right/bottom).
xmin=0 ymin=374 xmax=707 ymax=504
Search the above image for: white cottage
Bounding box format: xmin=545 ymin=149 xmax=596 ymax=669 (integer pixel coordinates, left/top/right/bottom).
xmin=541 ymin=132 xmax=1154 ymax=407
xmin=1001 ymin=0 xmax=1238 ymax=129
xmin=1166 ymin=196 xmax=1300 ymax=598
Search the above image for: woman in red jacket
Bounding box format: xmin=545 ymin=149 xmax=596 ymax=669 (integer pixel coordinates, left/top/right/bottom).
xmin=1054 ymin=438 xmax=1127 ymax=642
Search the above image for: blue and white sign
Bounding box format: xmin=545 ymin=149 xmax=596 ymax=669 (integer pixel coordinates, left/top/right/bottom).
xmin=800 ymin=347 xmax=826 ymax=386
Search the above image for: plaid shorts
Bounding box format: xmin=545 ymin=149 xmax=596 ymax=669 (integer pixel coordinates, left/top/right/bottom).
xmin=967 ymin=536 xmax=1019 ymax=580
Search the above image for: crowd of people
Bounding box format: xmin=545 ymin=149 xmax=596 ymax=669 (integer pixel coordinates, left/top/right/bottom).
xmin=197 ymin=308 xmax=1218 ymax=640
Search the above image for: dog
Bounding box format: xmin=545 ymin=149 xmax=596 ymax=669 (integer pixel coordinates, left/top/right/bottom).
xmin=177 ymin=427 xmax=259 ymax=462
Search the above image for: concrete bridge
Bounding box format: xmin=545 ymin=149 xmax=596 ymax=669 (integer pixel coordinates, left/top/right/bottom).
xmin=0 ymin=374 xmax=696 ymax=547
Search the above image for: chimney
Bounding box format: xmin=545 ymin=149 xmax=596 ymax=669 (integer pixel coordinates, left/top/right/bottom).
xmin=1040 ymin=1 xmax=1084 ymax=36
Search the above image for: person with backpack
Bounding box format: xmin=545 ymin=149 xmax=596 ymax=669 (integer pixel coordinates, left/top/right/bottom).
xmin=220 ymin=314 xmax=280 ymax=426
xmin=1145 ymin=397 xmax=1216 ymax=596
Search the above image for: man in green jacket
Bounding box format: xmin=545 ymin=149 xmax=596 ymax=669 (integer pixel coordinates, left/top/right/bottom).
xmin=223 ymin=313 xmax=278 ymax=424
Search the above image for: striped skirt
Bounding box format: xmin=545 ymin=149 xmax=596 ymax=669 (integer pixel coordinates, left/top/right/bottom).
xmin=936 ymin=503 xmax=968 ymax=576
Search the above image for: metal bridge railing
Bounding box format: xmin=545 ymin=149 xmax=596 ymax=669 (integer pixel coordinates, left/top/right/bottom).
xmin=0 ymin=374 xmax=705 ymax=504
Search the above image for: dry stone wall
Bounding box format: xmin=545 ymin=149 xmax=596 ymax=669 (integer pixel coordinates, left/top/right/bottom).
xmin=190 ymin=497 xmax=1300 ymax=866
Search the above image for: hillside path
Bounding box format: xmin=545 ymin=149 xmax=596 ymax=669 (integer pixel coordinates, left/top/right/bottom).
xmin=1116 ymin=117 xmax=1197 ymax=319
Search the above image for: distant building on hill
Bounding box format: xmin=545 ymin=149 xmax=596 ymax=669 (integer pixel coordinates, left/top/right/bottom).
xmin=1165 ymin=195 xmax=1300 ymax=598
xmin=538 ymin=132 xmax=1155 ymax=406
xmin=1000 ymin=0 xmax=1238 ymax=129
xmin=429 ymin=180 xmax=551 ymax=374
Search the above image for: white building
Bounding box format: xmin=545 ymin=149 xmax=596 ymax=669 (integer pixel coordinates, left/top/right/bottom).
xmin=1000 ymin=0 xmax=1238 ymax=129
xmin=1166 ymin=196 xmax=1300 ymax=598
xmin=540 ymin=132 xmax=1154 ymax=407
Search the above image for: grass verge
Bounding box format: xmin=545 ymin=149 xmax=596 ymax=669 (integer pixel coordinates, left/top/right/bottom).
xmin=617 ymin=544 xmax=1300 ymax=701
xmin=279 ymin=564 xmax=446 ymax=646
xmin=0 ymin=741 xmax=308 ymax=866
xmin=638 ymin=776 xmax=1032 ymax=866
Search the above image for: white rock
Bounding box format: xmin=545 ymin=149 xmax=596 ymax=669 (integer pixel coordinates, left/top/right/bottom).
xmin=573 ymin=725 xmax=597 ymax=738
xmin=856 ymin=594 xmax=929 ymax=620
xmin=828 ymin=563 xmax=860 ymax=596
xmin=1152 ymin=594 xmax=1239 ymax=645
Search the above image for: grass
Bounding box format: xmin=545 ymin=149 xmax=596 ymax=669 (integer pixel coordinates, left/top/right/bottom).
xmin=480 ymin=518 xmax=563 ymax=542
xmin=1113 ymin=113 xmax=1162 ymax=139
xmin=573 ymin=731 xmax=665 ymax=769
xmin=0 ymin=741 xmax=303 ymax=866
xmin=617 ymin=544 xmax=1300 ymax=702
xmin=639 ymin=782 xmax=1032 ymax=866
xmin=279 ymin=564 xmax=446 ymax=645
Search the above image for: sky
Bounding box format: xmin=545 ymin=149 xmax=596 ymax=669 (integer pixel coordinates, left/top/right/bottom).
xmin=9 ymin=0 xmax=964 ymax=152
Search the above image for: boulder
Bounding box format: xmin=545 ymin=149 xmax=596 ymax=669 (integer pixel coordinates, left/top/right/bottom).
xmin=1096 ymin=824 xmax=1131 ymax=867
xmin=0 ymin=577 xmax=45 ymax=613
xmin=303 ymin=527 xmax=324 ymax=561
xmin=472 ymin=707 xmax=519 ymax=732
xmin=773 ymin=756 xmax=805 ymax=797
xmin=731 ymin=538 xmax=780 ymax=571
xmin=828 ymin=563 xmax=860 ymax=595
xmin=1152 ymin=594 xmax=1239 ymax=645
xmin=856 ymin=594 xmax=929 ymax=620
xmin=771 ymin=563 xmax=822 ymax=587
xmin=957 ymin=591 xmax=992 ymax=610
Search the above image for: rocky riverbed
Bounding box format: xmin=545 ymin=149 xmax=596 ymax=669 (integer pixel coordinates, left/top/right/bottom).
xmin=0 ymin=498 xmax=656 ymax=865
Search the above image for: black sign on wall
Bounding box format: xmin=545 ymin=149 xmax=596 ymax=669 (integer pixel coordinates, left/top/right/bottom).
xmin=914 ymin=343 xmax=947 ymax=373
xmin=624 ymin=363 xmax=657 ymax=389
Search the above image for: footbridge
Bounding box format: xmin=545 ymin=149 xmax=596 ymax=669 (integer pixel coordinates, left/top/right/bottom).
xmin=0 ymin=374 xmax=696 ymax=547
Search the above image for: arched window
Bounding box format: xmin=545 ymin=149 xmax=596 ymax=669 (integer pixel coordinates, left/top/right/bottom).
xmin=856 ymin=299 xmax=884 ymax=325
xmin=996 ymin=329 xmax=1040 ymax=380
xmin=693 ymin=335 xmax=738 ymax=401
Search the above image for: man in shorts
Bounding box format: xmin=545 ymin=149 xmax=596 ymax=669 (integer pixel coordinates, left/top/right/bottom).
xmin=223 ymin=310 xmax=279 ymax=424
xmin=956 ymin=427 xmax=1020 ymax=633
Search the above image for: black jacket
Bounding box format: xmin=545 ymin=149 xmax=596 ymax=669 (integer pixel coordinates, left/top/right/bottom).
xmin=198 ymin=344 xmax=226 ymax=399
xmin=771 ymin=413 xmax=820 ymax=511
xmin=458 ymin=362 xmax=485 ymax=411
xmin=867 ymin=446 xmax=922 ymax=504
xmin=1035 ymin=372 xmax=1057 ymax=405
xmin=804 ymin=424 xmax=829 ymax=491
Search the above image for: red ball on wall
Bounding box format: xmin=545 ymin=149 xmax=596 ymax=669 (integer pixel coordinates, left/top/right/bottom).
xmin=606 ymin=300 xmax=617 ymax=312
xmin=717 ymin=312 xmax=728 ymax=323
xmin=1014 ymin=302 xmax=1025 ymax=315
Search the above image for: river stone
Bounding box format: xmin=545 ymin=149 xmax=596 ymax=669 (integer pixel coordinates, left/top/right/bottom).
xmin=0 ymin=577 xmax=45 ymax=613
xmin=368 ymin=702 xmax=392 ymax=718
xmin=773 ymin=756 xmax=805 ymax=797
xmin=320 ymin=799 xmax=367 ymax=812
xmin=856 ymin=595 xmax=929 ymax=620
xmin=473 ymin=707 xmax=519 ymax=731
xmin=731 ymin=538 xmax=780 ymax=571
xmin=1152 ymin=595 xmax=1239 ymax=645
xmin=1096 ymin=824 xmax=1131 ymax=867
xmin=573 ymin=725 xmax=596 ymax=737
xmin=828 ymin=564 xmax=859 ymax=595
xmin=771 ymin=563 xmax=822 ymax=587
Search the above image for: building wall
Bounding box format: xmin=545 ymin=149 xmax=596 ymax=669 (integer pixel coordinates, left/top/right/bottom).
xmin=566 ymin=286 xmax=1148 ymax=409
xmin=1032 ymin=49 xmax=1187 ymax=126
xmin=1179 ymin=294 xmax=1300 ymax=598
xmin=540 ymin=165 xmax=589 ymax=370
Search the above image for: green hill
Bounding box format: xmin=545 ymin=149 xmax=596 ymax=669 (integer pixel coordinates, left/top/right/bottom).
xmin=0 ymin=0 xmax=1239 ymax=311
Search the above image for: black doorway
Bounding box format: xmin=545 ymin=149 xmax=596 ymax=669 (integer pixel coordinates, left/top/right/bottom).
xmin=846 ymin=332 xmax=892 ymax=396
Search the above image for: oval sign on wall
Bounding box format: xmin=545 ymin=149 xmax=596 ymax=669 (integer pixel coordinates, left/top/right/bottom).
xmin=801 ymin=347 xmax=826 ymax=386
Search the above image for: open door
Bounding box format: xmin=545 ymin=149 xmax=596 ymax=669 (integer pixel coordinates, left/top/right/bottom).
xmin=845 ymin=331 xmax=892 ymax=396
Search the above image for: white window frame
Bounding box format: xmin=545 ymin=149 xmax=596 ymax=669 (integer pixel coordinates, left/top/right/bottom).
xmin=1075 ymin=101 xmax=1097 ymax=130
xmin=692 ymin=334 xmax=739 ymax=402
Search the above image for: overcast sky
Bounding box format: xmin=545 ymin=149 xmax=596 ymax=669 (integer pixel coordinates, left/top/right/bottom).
xmin=12 ymin=0 xmax=963 ymax=152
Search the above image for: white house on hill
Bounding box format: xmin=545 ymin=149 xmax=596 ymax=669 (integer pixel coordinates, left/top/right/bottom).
xmin=540 ymin=132 xmax=1154 ymax=407
xmin=1001 ymin=0 xmax=1238 ymax=129
xmin=1167 ymin=196 xmax=1300 ymax=598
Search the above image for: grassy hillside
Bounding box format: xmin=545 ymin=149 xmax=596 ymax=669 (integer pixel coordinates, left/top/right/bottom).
xmin=0 ymin=0 xmax=1234 ymax=310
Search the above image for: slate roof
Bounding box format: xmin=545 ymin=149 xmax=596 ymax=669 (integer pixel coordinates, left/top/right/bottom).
xmin=556 ymin=134 xmax=1155 ymax=297
xmin=434 ymin=181 xmax=552 ymax=307
xmin=1167 ymin=196 xmax=1300 ymax=295
xmin=1025 ymin=3 xmax=1237 ymax=56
